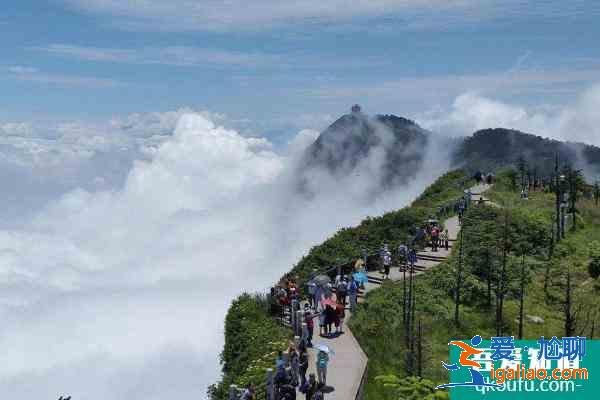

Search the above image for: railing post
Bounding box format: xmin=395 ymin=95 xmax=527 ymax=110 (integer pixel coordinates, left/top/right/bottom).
xmin=228 ymin=384 xmax=238 ymax=400
xmin=266 ymin=368 xmax=275 ymax=400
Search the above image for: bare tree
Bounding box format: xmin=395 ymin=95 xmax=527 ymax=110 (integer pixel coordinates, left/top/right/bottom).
xmin=454 ymin=227 xmax=464 ymax=326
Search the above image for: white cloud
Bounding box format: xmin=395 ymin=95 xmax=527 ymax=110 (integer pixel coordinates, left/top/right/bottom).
xmin=6 ymin=65 xmax=122 ymax=88
xmin=31 ymin=44 xmax=282 ymax=68
xmin=0 ymin=122 xmax=35 ymax=137
xmin=61 ymin=0 xmax=493 ymax=31
xmin=305 ymin=68 xmax=600 ymax=104
xmin=60 ymin=1 xmax=600 ymax=32
xmin=0 ymin=110 xmax=449 ymax=399
xmin=417 ymin=83 xmax=600 ymax=147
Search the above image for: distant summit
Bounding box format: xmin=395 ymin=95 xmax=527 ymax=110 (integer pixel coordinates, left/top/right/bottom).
xmin=299 ymin=107 xmax=600 ymax=196
xmin=454 ymin=128 xmax=600 ymax=176
xmin=301 ymin=105 xmax=432 ymax=188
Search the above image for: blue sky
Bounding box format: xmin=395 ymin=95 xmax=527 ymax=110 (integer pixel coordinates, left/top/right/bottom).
xmin=1 ymin=0 xmax=600 ymax=138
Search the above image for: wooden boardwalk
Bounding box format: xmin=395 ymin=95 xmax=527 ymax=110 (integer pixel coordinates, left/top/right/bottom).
xmin=301 ymin=184 xmax=491 ymax=399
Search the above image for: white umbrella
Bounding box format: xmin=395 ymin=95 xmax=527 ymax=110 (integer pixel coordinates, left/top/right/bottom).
xmin=315 ymin=344 xmax=335 ymax=355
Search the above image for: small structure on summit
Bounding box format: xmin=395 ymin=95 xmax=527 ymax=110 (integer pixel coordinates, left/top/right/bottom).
xmin=351 ymin=104 xmax=362 ymax=114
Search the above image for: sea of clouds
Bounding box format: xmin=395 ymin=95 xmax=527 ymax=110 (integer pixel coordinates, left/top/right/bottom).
xmin=2 ymin=84 xmax=599 ymax=399
xmin=0 ymin=109 xmax=450 ymax=399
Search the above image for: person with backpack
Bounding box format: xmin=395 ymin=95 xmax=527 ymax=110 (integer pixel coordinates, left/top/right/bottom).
xmin=316 ymin=349 xmax=329 ymax=386
xmin=347 ymin=276 xmax=359 ymax=313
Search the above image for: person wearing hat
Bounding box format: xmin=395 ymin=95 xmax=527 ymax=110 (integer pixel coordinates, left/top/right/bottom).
xmin=316 ymin=349 xmax=329 ymax=386
xmin=303 ymin=304 xmax=315 ymax=346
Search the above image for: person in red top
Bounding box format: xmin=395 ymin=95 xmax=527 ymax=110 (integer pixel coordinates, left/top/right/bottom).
xmin=304 ymin=306 xmax=315 ymax=347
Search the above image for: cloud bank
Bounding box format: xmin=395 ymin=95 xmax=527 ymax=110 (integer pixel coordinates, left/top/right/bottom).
xmin=418 ymin=83 xmax=600 ymax=147
xmin=0 ymin=110 xmax=449 ymax=399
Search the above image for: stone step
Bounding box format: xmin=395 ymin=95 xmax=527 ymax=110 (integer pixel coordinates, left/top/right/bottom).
xmin=417 ymin=254 xmax=448 ymax=262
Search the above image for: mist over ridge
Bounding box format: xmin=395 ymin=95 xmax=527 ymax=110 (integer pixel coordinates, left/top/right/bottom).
xmin=2 ymin=89 xmax=600 ymax=398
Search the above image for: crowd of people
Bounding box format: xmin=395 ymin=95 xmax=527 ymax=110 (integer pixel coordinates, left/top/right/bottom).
xmin=233 ymin=187 xmax=483 ymax=400
xmin=261 ymin=206 xmax=473 ymax=399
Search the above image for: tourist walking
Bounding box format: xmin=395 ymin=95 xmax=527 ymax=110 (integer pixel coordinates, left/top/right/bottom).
xmin=441 ymin=229 xmax=449 ymax=251
xmin=408 ymin=248 xmax=417 ymax=269
xmin=299 ymin=347 xmax=309 ymax=387
xmin=398 ymin=243 xmax=408 ymax=271
xmin=324 ymin=304 xmax=335 ymax=337
xmin=348 ymin=277 xmax=359 ymax=313
xmin=318 ymin=304 xmax=326 ymax=336
xmin=289 ymin=346 xmax=300 ymax=387
xmin=316 ymin=349 xmax=329 ymax=386
xmin=304 ymin=306 xmax=315 ymax=347
xmin=382 ymin=244 xmax=392 ymax=279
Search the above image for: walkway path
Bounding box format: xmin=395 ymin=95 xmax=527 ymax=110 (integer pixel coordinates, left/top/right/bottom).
xmin=300 ymin=183 xmax=492 ymax=399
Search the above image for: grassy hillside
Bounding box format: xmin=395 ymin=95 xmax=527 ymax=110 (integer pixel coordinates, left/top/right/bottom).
xmin=454 ymin=128 xmax=600 ymax=176
xmin=209 ymin=171 xmax=469 ymax=398
xmin=208 ymin=294 xmax=291 ymax=399
xmin=350 ymin=168 xmax=600 ymax=399
xmin=286 ymin=170 xmax=470 ymax=288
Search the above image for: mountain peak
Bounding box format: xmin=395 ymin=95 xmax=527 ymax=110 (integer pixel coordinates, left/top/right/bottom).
xmin=300 ymin=109 xmax=431 ymax=189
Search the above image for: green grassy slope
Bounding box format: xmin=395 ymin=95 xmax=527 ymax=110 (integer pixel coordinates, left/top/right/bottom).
xmin=350 ymin=169 xmax=600 ymax=400
xmin=209 ymin=171 xmax=469 ymax=398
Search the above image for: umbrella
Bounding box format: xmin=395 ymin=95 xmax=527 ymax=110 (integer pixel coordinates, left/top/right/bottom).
xmin=353 ymin=272 xmax=369 ymax=284
xmin=313 ymin=274 xmax=331 ymax=286
xmin=315 ymin=344 xmax=335 ymax=355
